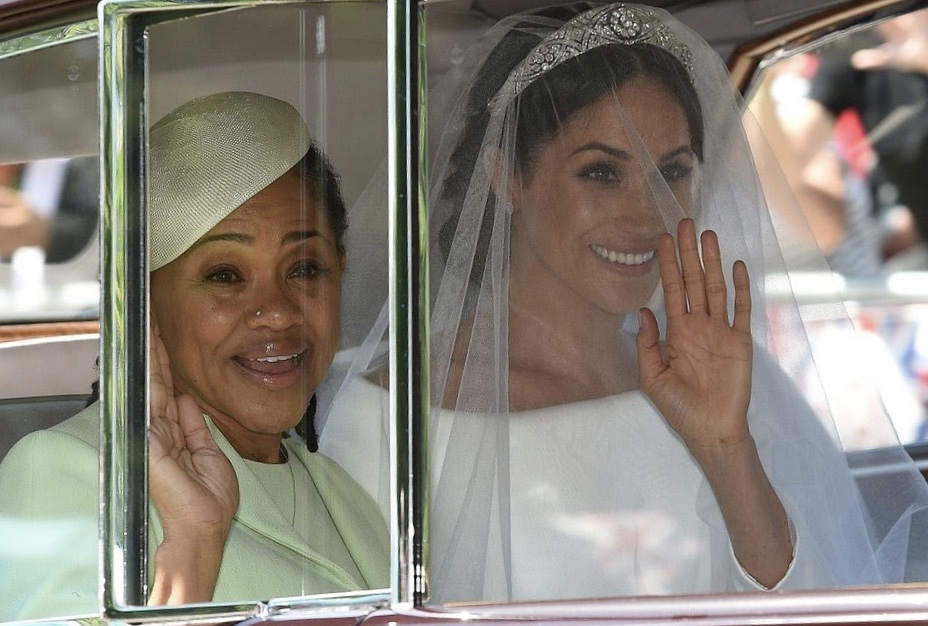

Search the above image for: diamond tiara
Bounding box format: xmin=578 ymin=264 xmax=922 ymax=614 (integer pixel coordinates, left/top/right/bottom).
xmin=492 ymin=3 xmax=694 ymax=110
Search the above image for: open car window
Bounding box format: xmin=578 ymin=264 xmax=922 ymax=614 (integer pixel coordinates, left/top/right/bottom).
xmin=746 ymin=11 xmax=928 ymax=452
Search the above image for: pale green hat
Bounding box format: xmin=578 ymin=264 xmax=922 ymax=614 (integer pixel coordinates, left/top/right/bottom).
xmin=149 ymin=91 xmax=311 ymax=270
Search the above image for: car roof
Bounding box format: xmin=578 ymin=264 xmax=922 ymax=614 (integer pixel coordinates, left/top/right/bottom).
xmin=431 ymin=0 xmax=872 ymax=63
xmin=0 ymin=0 xmax=870 ymax=53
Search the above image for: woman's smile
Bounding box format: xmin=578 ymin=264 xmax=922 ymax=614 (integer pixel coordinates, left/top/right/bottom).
xmin=589 ymin=243 xmax=657 ymax=268
xmin=233 ymin=348 xmax=307 ymax=387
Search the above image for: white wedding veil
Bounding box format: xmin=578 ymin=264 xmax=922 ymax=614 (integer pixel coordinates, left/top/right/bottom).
xmin=320 ymin=1 xmax=928 ymax=605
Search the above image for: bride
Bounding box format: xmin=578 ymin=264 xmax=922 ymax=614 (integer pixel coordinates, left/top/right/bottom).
xmin=321 ymin=1 xmax=928 ymax=603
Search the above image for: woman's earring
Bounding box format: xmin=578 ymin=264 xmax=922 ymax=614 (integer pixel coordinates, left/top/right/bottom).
xmin=503 ymin=200 xmax=514 ymax=215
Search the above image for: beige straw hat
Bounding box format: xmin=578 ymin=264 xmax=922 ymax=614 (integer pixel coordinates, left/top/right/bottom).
xmin=148 ymin=91 xmax=310 ymax=270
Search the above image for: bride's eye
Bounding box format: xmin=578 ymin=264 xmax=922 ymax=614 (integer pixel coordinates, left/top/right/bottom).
xmin=579 ymin=162 xmax=620 ymax=184
xmin=660 ymin=161 xmax=694 ymax=183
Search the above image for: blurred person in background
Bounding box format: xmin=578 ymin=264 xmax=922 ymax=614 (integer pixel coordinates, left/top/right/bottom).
xmin=0 ymin=157 xmax=98 ymax=263
xmin=753 ymin=9 xmax=928 ymax=272
xmin=748 ymin=12 xmax=928 ymax=444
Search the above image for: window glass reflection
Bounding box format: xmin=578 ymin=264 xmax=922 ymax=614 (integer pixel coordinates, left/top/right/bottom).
xmin=0 ymin=32 xmax=99 ymax=325
xmin=0 ymin=157 xmax=97 ymax=263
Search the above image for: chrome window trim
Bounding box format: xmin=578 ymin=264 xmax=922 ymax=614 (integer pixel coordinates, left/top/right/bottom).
xmin=398 ymin=585 xmax=928 ymax=623
xmin=99 ymin=0 xmax=154 ymax=612
xmin=730 ymin=0 xmax=922 ymax=92
xmin=388 ymin=0 xmax=429 ymax=609
xmin=0 ymin=18 xmax=97 ymax=60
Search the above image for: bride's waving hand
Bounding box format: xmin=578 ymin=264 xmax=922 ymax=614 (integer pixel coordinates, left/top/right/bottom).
xmin=637 ymin=218 xmax=753 ymax=458
xmin=638 ymin=218 xmax=791 ymax=588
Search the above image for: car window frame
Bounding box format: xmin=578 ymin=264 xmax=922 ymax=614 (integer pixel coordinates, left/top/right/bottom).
xmin=100 ymin=0 xmax=404 ymax=619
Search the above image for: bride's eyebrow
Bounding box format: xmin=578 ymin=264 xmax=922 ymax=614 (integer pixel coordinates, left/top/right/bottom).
xmin=570 ymin=142 xmax=632 ymax=160
xmin=570 ymin=142 xmax=694 ymax=163
xmin=660 ymin=146 xmax=696 ymax=161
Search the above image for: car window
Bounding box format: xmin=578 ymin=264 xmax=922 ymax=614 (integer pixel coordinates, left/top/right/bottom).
xmin=0 ymin=21 xmax=102 ymax=623
xmin=415 ymin=0 xmax=928 ymax=608
xmin=1 ymin=1 xmax=393 ymax=622
xmin=104 ymin=0 xmax=393 ymax=616
xmin=746 ymin=11 xmax=928 ymax=450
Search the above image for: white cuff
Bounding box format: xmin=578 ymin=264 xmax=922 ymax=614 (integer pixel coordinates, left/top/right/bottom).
xmin=730 ymin=517 xmax=797 ymax=591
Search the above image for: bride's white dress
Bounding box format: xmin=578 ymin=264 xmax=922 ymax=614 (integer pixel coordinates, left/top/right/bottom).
xmin=320 ymin=351 xmax=844 ymax=602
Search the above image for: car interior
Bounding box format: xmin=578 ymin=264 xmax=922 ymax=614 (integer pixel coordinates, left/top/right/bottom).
xmin=1 ymin=0 xmax=928 ymax=622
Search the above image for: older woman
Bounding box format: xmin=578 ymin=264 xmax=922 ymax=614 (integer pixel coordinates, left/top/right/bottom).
xmin=0 ymin=91 xmax=387 ymax=619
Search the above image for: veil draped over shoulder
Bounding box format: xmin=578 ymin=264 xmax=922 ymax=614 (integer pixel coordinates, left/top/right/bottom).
xmin=320 ymin=1 xmax=928 ymax=604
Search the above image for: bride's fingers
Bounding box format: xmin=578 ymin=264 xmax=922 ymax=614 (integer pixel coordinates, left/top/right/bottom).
xmin=636 ymin=306 xmax=666 ymax=380
xmin=700 ymin=230 xmax=729 ymax=323
xmin=676 ymin=218 xmax=707 ymax=315
xmin=732 ymin=259 xmax=752 ymax=334
xmin=658 ymin=231 xmax=687 ymax=319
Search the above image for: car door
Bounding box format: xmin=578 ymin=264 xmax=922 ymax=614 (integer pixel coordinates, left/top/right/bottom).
xmin=5 ymin=1 xmax=928 ymax=625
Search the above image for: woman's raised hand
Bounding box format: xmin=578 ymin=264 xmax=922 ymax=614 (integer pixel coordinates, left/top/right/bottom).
xmin=636 ymin=218 xmax=754 ymax=463
xmin=148 ymin=323 xmax=240 ymax=604
xmin=636 ymin=220 xmax=793 ymax=587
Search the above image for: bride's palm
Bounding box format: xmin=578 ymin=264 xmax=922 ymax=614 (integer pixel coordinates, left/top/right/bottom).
xmin=637 ymin=219 xmax=754 ymax=458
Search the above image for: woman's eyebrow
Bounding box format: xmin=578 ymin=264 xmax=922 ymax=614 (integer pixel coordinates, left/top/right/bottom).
xmin=571 ymin=142 xmax=694 ymax=163
xmin=282 ymin=229 xmax=327 ymax=245
xmin=660 ymin=146 xmax=696 ymax=161
xmin=193 ymin=229 xmax=328 ymax=248
xmin=571 ymin=142 xmax=632 ymax=160
xmin=191 ymin=232 xmax=252 ymax=250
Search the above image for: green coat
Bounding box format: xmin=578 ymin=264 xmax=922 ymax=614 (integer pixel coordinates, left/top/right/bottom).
xmin=0 ymin=402 xmax=389 ymax=621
